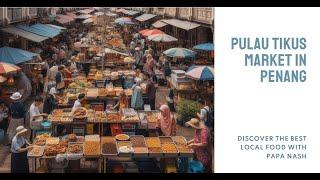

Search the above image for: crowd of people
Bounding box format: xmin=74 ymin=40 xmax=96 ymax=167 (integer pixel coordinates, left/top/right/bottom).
xmin=0 ymin=17 xmax=213 ymax=173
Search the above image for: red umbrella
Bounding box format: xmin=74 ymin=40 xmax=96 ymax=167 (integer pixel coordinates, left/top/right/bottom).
xmin=0 ymin=62 xmax=21 ymax=74
xmin=139 ymin=29 xmax=164 ymax=37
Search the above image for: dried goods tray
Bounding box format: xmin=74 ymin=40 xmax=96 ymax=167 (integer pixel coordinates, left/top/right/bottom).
xmin=84 ymin=140 xmax=101 ymax=157
xmin=145 ymin=137 xmax=163 ymax=157
xmin=130 ymin=135 xmax=148 ymax=157
xmin=101 ymin=137 xmax=118 ymax=156
xmin=116 ymin=141 xmax=133 ymax=157
xmin=159 ymin=136 xmax=178 ymax=157
xmin=172 ymin=136 xmax=194 ymax=157
xmin=67 ymin=142 xmax=84 ymax=155
xmin=130 ymin=135 xmax=146 ymax=147
xmin=28 ymin=145 xmax=45 ymax=157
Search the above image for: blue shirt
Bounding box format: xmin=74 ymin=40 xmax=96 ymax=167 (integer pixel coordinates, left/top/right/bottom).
xmin=11 ymin=135 xmax=27 ymax=153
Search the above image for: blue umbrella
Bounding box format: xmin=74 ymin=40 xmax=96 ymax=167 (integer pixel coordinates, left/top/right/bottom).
xmin=163 ymin=48 xmax=196 ymax=58
xmin=193 ymin=43 xmax=214 ymax=51
xmin=0 ymin=46 xmax=38 ymax=64
xmin=114 ymin=17 xmax=134 ymax=25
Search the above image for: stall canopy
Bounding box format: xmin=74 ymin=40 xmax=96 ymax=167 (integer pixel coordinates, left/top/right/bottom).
xmin=123 ymin=10 xmax=140 ymax=16
xmin=46 ymin=24 xmax=67 ymax=30
xmin=56 ymin=14 xmax=74 ymax=24
xmin=186 ymin=66 xmax=214 ymax=81
xmin=0 ymin=62 xmax=21 ymax=74
xmin=152 ymin=20 xmax=168 ymax=28
xmin=0 ymin=46 xmax=38 ymax=64
xmin=94 ymin=12 xmax=104 ymax=16
xmin=114 ymin=17 xmax=134 ymax=25
xmin=1 ymin=27 xmax=48 ymax=43
xmin=147 ymin=33 xmax=178 ymax=42
xmin=76 ymin=14 xmax=93 ymax=19
xmin=135 ymin=14 xmax=157 ymax=22
xmin=163 ymin=47 xmax=196 ymax=58
xmin=139 ymin=29 xmax=164 ymax=37
xmin=78 ymin=9 xmax=95 ymax=14
xmin=105 ymin=12 xmax=117 ymax=17
xmin=66 ymin=12 xmax=77 ymax=19
xmin=105 ymin=48 xmax=129 ymax=56
xmin=16 ymin=24 xmax=61 ymax=38
xmin=31 ymin=23 xmax=61 ymax=37
xmin=161 ymin=19 xmax=201 ymax=31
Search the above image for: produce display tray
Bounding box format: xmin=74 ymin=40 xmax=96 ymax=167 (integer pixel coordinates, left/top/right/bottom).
xmin=101 ymin=137 xmax=118 ymax=156
xmin=172 ymin=136 xmax=194 ymax=157
xmin=27 ymin=146 xmax=45 ymax=157
xmin=117 ymin=141 xmax=133 ymax=157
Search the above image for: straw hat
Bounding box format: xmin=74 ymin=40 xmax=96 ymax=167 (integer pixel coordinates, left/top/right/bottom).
xmin=10 ymin=92 xmax=22 ymax=100
xmin=16 ymin=126 xmax=28 ymax=136
xmin=185 ymin=118 xmax=205 ymax=129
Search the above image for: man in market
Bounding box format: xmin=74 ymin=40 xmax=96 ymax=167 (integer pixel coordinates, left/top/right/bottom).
xmin=29 ymin=96 xmax=47 ymax=139
xmin=72 ymin=93 xmax=86 ymax=112
xmin=146 ymin=74 xmax=157 ymax=110
xmin=134 ymin=47 xmax=143 ymax=71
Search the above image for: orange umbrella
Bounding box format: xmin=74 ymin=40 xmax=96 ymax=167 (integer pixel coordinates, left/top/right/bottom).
xmin=0 ymin=62 xmax=21 ymax=74
xmin=139 ymin=29 xmax=164 ymax=37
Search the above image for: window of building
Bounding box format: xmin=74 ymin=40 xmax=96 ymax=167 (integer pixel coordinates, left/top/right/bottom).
xmin=7 ymin=8 xmax=22 ymax=22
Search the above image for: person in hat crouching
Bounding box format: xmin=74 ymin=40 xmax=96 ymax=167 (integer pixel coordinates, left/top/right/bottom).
xmin=186 ymin=118 xmax=212 ymax=173
xmin=7 ymin=92 xmax=26 ymax=143
xmin=11 ymin=126 xmax=33 ymax=173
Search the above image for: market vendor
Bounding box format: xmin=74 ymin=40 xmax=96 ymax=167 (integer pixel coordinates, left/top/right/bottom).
xmin=7 ymin=92 xmax=26 ymax=143
xmin=72 ymin=93 xmax=86 ymax=112
xmin=11 ymin=126 xmax=33 ymax=173
xmin=113 ymin=91 xmax=129 ymax=110
xmin=186 ymin=118 xmax=212 ymax=173
xmin=157 ymin=104 xmax=176 ymax=136
xmin=43 ymin=87 xmax=59 ymax=115
xmin=29 ymin=96 xmax=47 ymax=138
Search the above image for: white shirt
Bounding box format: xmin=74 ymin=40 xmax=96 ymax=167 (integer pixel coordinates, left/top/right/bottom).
xmin=72 ymin=100 xmax=82 ymax=112
xmin=29 ymin=102 xmax=40 ymax=121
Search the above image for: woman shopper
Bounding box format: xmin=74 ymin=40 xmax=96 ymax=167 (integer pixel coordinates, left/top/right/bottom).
xmin=157 ymin=104 xmax=176 ymax=136
xmin=7 ymin=92 xmax=26 ymax=143
xmin=131 ymin=79 xmax=144 ymax=110
xmin=11 ymin=126 xmax=33 ymax=173
xmin=186 ymin=118 xmax=212 ymax=173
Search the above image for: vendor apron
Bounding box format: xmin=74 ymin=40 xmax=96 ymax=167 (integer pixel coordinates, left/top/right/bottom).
xmin=11 ymin=144 xmax=29 ymax=173
xmin=7 ymin=118 xmax=24 ymax=142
